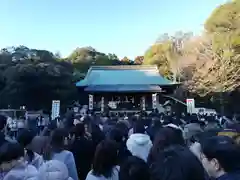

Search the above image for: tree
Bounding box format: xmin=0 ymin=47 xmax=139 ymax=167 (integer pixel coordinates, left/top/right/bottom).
xmin=187 ymin=34 xmax=240 ymax=96
xmin=205 ymin=0 xmax=240 ymax=52
xmin=144 ymin=31 xmax=192 ymax=80
xmin=120 ymin=56 xmax=133 ymax=65
xmin=134 ymin=56 xmax=144 ymax=65
xmin=205 ymin=0 xmax=240 ymax=33
xmin=0 ymin=47 xmax=77 ymax=110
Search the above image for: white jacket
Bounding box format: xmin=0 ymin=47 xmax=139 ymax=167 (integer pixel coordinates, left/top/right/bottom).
xmin=3 ymin=164 xmax=39 ymax=180
xmin=38 ymin=160 xmax=73 ymax=180
xmin=126 ymin=133 xmax=152 ymax=162
xmin=85 ymin=166 xmax=120 ymax=180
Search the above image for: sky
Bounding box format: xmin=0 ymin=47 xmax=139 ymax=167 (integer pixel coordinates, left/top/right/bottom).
xmin=0 ymin=0 xmax=228 ymax=59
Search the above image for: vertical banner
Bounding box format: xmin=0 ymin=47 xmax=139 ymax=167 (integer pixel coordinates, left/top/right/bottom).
xmin=89 ymin=94 xmax=93 ymax=110
xmin=186 ymin=98 xmax=195 ymax=114
xmin=152 ymin=93 xmax=157 ymax=109
xmin=101 ymin=97 xmax=104 ymax=112
xmin=51 ymin=100 xmax=60 ymax=120
xmin=141 ymin=96 xmax=146 ymax=111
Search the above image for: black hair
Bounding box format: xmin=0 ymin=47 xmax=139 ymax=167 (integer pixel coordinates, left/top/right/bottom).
xmin=133 ymin=121 xmax=145 ymax=134
xmin=73 ymin=123 xmax=85 ymax=137
xmin=17 ymin=129 xmax=35 ymax=162
xmin=0 ymin=142 xmax=24 ymax=164
xmin=201 ymin=136 xmax=240 ymax=173
xmin=150 ymin=145 xmax=205 ymax=180
xmin=92 ymin=140 xmax=118 ymax=178
xmin=43 ymin=128 xmax=67 ymax=160
xmin=120 ymin=156 xmax=150 ymax=180
xmin=148 ymin=127 xmax=185 ymax=165
xmin=108 ymin=128 xmax=125 ymax=143
xmin=0 ymin=115 xmax=7 ymax=131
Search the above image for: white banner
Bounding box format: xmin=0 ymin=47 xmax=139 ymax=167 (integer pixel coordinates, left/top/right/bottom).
xmin=152 ymin=93 xmax=157 ymax=109
xmin=51 ymin=100 xmax=60 ymax=120
xmin=186 ymin=98 xmax=195 ymax=114
xmin=89 ymin=94 xmax=93 ymax=110
xmin=142 ymin=96 xmax=146 ymax=111
xmin=101 ymin=97 xmax=104 ymax=112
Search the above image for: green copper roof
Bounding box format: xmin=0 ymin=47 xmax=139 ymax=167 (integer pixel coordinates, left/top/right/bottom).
xmin=76 ymin=65 xmax=174 ymax=86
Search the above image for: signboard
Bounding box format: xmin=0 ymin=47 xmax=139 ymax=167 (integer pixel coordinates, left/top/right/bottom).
xmin=186 ymin=98 xmax=195 ymax=114
xmin=89 ymin=94 xmax=93 ymax=110
xmin=51 ymin=100 xmax=60 ymax=120
xmin=152 ymin=93 xmax=157 ymax=109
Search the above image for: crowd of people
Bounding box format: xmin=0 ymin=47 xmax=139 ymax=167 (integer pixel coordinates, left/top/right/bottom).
xmin=0 ymin=109 xmax=239 ymax=180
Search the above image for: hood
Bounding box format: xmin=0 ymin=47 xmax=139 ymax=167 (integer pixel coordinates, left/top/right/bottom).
xmin=38 ymin=160 xmax=73 ymax=180
xmin=128 ymin=133 xmax=151 ymax=146
xmin=3 ymin=164 xmax=39 ymax=180
xmin=126 ymin=133 xmax=152 ymax=162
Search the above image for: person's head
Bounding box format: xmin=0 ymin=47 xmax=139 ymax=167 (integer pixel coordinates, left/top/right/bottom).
xmin=148 ymin=127 xmax=185 ymax=165
xmin=133 ymin=121 xmax=145 ymax=134
xmin=150 ymin=145 xmax=205 ymax=180
xmin=108 ymin=128 xmax=125 ymax=143
xmin=17 ymin=129 xmax=36 ymax=162
xmin=43 ymin=128 xmax=67 ymax=160
xmin=0 ymin=142 xmax=25 ymax=172
xmin=120 ymin=156 xmax=150 ymax=180
xmin=200 ymin=136 xmax=240 ymax=178
xmin=73 ymin=123 xmax=85 ymax=138
xmin=0 ymin=115 xmax=7 ymax=131
xmin=92 ymin=140 xmax=118 ymax=178
xmin=50 ymin=128 xmax=67 ymax=150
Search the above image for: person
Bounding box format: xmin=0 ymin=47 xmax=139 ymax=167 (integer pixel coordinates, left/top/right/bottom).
xmin=0 ymin=142 xmax=39 ymax=180
xmin=146 ymin=117 xmax=162 ymax=141
xmin=88 ymin=122 xmax=105 ymax=152
xmin=17 ymin=129 xmax=44 ymax=169
xmin=119 ymin=156 xmax=150 ymax=180
xmin=108 ymin=128 xmax=132 ymax=165
xmin=69 ymin=123 xmax=94 ymax=180
xmin=31 ymin=125 xmax=52 ymax=155
xmin=0 ymin=115 xmax=7 ymax=147
xmin=85 ymin=140 xmax=119 ymax=180
xmin=200 ymin=136 xmax=240 ymax=180
xmin=38 ymin=160 xmax=73 ymax=180
xmin=147 ymin=126 xmax=185 ymax=165
xmin=218 ymin=125 xmax=240 ymax=144
xmin=183 ymin=117 xmax=203 ymax=146
xmin=43 ymin=128 xmax=78 ymax=180
xmin=150 ymin=145 xmax=206 ymax=180
xmin=126 ymin=121 xmax=152 ymax=162
xmin=37 ymin=116 xmax=45 ymax=134
xmin=8 ymin=118 xmax=18 ymax=138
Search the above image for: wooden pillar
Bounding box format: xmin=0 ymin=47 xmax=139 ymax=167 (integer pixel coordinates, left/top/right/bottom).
xmin=89 ymin=94 xmax=93 ymax=110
